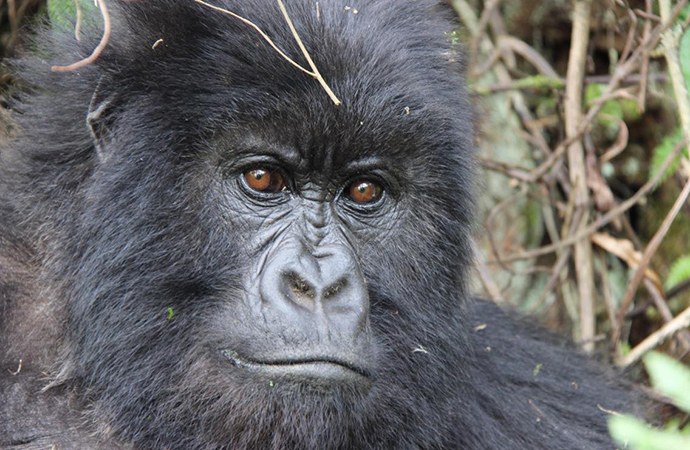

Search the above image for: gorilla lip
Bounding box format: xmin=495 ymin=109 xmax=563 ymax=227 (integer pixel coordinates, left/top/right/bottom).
xmin=221 ymin=349 xmax=371 ymax=381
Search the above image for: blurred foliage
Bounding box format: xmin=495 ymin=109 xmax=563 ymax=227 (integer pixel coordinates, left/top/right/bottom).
xmin=666 ymin=255 xmax=690 ymax=291
xmin=681 ymin=28 xmax=690 ymax=86
xmin=47 ymin=0 xmax=98 ymax=32
xmin=610 ymin=353 xmax=690 ymax=450
xmin=466 ymin=0 xmax=690 ymax=351
xmin=650 ymin=128 xmax=685 ymax=185
xmin=585 ymin=82 xmax=641 ymax=127
xmin=460 ymin=2 xmax=690 ymax=434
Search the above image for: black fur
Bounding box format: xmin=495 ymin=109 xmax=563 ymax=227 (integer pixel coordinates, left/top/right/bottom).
xmin=1 ymin=1 xmax=636 ymax=449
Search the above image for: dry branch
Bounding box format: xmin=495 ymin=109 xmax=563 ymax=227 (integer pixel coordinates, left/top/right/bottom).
xmin=613 ymin=175 xmax=690 ymax=356
xmin=619 ymin=305 xmax=690 ymax=367
xmin=487 ymin=140 xmax=687 ymax=264
xmin=192 ymin=0 xmax=341 ymax=105
xmin=659 ymin=0 xmax=690 ymax=171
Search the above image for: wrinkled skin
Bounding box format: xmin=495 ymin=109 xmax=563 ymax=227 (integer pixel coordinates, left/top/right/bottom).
xmin=0 ymin=1 xmax=638 ymax=449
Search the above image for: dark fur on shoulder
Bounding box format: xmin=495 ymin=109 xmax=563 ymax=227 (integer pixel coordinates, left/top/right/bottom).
xmin=1 ymin=1 xmax=637 ymax=449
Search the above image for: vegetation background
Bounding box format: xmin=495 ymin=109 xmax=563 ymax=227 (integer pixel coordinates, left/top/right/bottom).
xmin=2 ymin=0 xmax=690 ymax=447
xmin=454 ymin=1 xmax=690 ymax=445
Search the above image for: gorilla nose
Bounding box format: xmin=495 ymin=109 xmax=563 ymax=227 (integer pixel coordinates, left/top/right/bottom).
xmin=259 ymin=245 xmax=370 ymax=335
xmin=281 ymin=250 xmax=368 ymax=315
xmin=283 ymin=270 xmax=355 ymax=310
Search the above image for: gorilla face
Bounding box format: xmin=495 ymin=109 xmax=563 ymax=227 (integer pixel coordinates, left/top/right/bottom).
xmin=61 ymin=101 xmax=473 ymax=449
xmin=26 ymin=1 xmax=476 ymax=447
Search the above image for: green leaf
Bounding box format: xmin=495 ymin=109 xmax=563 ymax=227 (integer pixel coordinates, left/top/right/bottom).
xmin=609 ymin=415 xmax=690 ymax=450
xmin=585 ymin=83 xmax=604 ymax=104
xmin=643 ymin=352 xmax=690 ymax=412
xmin=620 ymin=98 xmax=642 ymax=122
xmin=666 ymin=255 xmax=690 ymax=290
xmin=679 ymin=5 xmax=690 ymax=25
xmin=532 ymin=363 xmax=543 ymax=378
xmin=681 ymin=28 xmax=690 ymax=91
xmin=585 ymin=83 xmax=623 ymax=128
xmin=608 ymin=354 xmax=690 ymax=448
xmin=167 ymin=307 xmax=174 ymax=321
xmin=48 ymin=0 xmax=98 ymax=32
xmin=445 ymin=30 xmax=460 ymax=45
xmin=649 ymin=128 xmax=685 ymax=186
xmin=48 ymin=0 xmax=78 ymax=29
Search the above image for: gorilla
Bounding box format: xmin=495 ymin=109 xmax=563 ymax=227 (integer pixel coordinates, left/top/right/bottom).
xmin=0 ymin=0 xmax=637 ymax=449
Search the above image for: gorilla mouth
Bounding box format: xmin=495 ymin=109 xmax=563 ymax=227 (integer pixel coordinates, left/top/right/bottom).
xmin=221 ymin=349 xmax=372 ymax=382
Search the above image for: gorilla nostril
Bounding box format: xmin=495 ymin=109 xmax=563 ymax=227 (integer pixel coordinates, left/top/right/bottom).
xmin=288 ymin=273 xmax=315 ymax=299
xmin=324 ymin=279 xmax=347 ymax=299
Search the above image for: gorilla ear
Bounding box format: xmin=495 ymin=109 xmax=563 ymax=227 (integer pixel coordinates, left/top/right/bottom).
xmin=87 ymin=77 xmax=117 ymax=161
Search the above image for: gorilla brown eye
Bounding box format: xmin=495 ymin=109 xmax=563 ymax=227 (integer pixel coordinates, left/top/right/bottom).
xmin=244 ymin=168 xmax=286 ymax=193
xmin=348 ymin=180 xmax=383 ymax=204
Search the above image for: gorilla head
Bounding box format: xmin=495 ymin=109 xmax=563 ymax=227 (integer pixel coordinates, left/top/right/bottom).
xmin=0 ymin=1 xmax=634 ymax=449
xmin=6 ymin=0 xmax=474 ymax=447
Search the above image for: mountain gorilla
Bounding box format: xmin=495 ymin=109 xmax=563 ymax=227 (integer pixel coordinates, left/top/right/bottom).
xmin=0 ymin=0 xmax=636 ymax=449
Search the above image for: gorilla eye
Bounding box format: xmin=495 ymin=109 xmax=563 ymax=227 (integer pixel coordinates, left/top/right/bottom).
xmin=243 ymin=168 xmax=286 ymax=194
xmin=348 ymin=180 xmax=383 ymax=204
